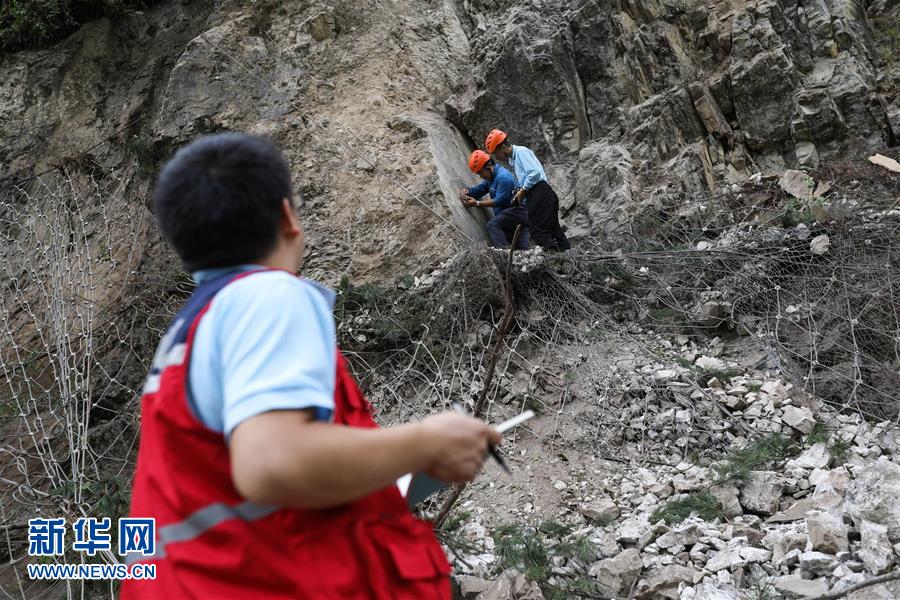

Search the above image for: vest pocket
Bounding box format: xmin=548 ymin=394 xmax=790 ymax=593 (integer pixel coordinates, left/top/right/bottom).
xmin=370 ymin=519 xmax=451 ymax=600
xmin=383 ymin=539 xmax=450 ymax=580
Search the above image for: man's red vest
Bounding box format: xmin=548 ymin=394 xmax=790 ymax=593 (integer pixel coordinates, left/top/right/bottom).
xmin=120 ymin=271 xmax=451 ymax=599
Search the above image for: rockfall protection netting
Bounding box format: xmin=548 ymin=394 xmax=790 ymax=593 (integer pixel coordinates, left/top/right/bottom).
xmin=339 ymin=170 xmax=899 ymax=427
xmin=0 ymin=170 xmax=188 ymax=598
xmin=599 ymin=166 xmax=900 ymax=423
xmin=0 ymin=161 xmax=897 ymax=597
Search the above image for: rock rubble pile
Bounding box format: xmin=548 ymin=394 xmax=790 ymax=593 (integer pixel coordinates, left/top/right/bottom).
xmin=448 ymin=350 xmax=900 ymax=599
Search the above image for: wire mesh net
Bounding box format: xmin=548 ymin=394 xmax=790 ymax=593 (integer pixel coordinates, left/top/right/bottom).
xmin=0 ymin=169 xmax=187 ymax=598
xmin=0 ymin=160 xmax=897 ymax=597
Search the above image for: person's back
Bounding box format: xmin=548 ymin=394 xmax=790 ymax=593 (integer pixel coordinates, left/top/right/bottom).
xmin=483 ymin=164 xmax=517 ymax=215
xmin=121 ymin=133 xmax=499 ymax=599
xmin=485 ymin=129 xmax=570 ymax=251
xmin=460 ymin=150 xmax=530 ymax=249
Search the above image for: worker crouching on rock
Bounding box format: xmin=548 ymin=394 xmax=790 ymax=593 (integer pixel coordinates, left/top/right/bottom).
xmin=120 ymin=132 xmax=500 ymax=600
xmin=459 ymin=149 xmax=530 ymax=249
xmin=485 ymin=129 xmax=571 ymax=252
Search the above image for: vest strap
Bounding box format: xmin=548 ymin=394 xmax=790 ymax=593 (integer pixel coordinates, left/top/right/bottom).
xmin=125 ymin=501 xmax=276 ymax=565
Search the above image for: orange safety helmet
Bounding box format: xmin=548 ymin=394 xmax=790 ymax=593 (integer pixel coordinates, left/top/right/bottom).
xmin=484 ymin=129 xmax=508 ymax=153
xmin=468 ymin=149 xmax=492 ymax=173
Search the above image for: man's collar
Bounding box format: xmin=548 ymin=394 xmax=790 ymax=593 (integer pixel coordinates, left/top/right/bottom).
xmin=191 ymin=265 xmax=336 ymax=308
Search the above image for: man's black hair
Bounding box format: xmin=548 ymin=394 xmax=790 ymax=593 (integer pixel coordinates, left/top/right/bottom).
xmin=153 ymin=133 xmax=293 ymax=271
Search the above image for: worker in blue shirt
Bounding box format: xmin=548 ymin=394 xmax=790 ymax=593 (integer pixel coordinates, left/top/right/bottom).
xmin=459 ymin=149 xmax=530 ymax=250
xmin=485 ymin=129 xmax=571 ymax=251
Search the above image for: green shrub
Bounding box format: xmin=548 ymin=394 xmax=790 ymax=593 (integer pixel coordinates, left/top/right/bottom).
xmin=493 ymin=524 xmax=551 ymax=581
xmin=0 ymin=0 xmax=160 ymax=51
xmin=714 ymin=434 xmax=799 ymax=483
xmin=805 ymin=422 xmax=829 ymax=446
xmin=440 ymin=510 xmax=471 ymax=533
xmin=651 ymin=492 xmax=723 ymax=525
xmin=829 ymin=437 xmax=852 ymax=462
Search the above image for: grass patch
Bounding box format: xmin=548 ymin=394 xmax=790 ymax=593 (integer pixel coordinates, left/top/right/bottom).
xmin=804 ymin=422 xmax=829 ymax=446
xmin=538 ymin=520 xmax=571 ymax=538
xmin=873 ymin=15 xmax=900 ymax=66
xmin=714 ymin=434 xmax=799 ymax=483
xmin=829 ymin=437 xmax=852 ymax=462
xmin=493 ymin=524 xmax=551 ymax=582
xmin=651 ymin=491 xmax=722 ymax=525
xmin=441 ymin=510 xmax=471 ymax=533
xmin=492 ymin=521 xmax=608 ymax=600
xmin=675 ymin=356 xmax=693 ymax=369
xmin=0 ymin=394 xmax=17 ymax=423
xmin=743 ymin=572 xmax=779 ymax=600
xmin=522 ymin=395 xmax=545 ymax=416
xmin=125 ymin=134 xmax=160 ymax=178
xmin=779 ymin=198 xmax=817 ymax=227
xmin=555 ymin=536 xmax=597 ymax=566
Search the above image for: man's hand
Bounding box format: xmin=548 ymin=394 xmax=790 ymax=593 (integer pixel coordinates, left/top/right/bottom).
xmin=458 ymin=188 xmax=469 ymax=200
xmin=462 ymin=196 xmax=477 ymax=207
xmin=419 ymin=412 xmax=501 ymax=482
xmin=513 ymin=188 xmax=526 ymax=204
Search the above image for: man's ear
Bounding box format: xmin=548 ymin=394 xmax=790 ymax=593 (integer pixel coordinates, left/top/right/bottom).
xmin=280 ymin=198 xmax=301 ymax=235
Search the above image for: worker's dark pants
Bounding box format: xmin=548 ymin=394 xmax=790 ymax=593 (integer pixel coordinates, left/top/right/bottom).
xmin=526 ymin=181 xmax=571 ymax=251
xmin=486 ymin=205 xmax=530 ymax=249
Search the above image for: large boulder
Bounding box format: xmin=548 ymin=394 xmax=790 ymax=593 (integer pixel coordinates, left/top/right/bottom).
xmin=858 ymin=520 xmax=895 ymax=575
xmin=449 ymin=6 xmax=589 ymax=160
xmin=475 ymin=569 xmax=544 ymax=600
xmin=805 ymin=509 xmax=849 ymax=553
xmin=589 ymin=548 xmax=643 ymax=599
xmin=635 ymin=564 xmax=696 ymax=600
xmin=844 ymin=459 xmax=900 ymax=542
xmin=739 ymin=471 xmax=784 ymax=516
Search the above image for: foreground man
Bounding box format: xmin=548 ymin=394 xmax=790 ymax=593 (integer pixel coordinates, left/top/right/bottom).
xmin=460 ymin=149 xmax=530 ymax=249
xmin=120 ymin=133 xmax=500 ymax=599
xmin=485 ymin=129 xmax=571 ymax=251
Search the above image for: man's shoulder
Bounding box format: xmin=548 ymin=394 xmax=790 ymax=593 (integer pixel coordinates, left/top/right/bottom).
xmin=215 ymin=270 xmax=335 ymax=312
xmin=514 ymin=145 xmax=538 ymax=160
xmin=494 ymin=165 xmax=517 ymax=183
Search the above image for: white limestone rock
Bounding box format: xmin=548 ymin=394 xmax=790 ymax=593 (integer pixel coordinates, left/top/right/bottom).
xmin=705 ymin=547 xmax=744 ymax=572
xmin=858 ymin=519 xmax=894 ymax=575
xmin=844 ymin=459 xmax=900 ymax=542
xmin=695 ymin=356 xmax=726 ymax=372
xmin=709 ymin=483 xmax=742 ymax=518
xmin=806 ymin=509 xmax=849 ymax=554
xmin=589 ymin=548 xmax=642 ymax=598
xmin=773 ymin=575 xmax=829 ymax=597
xmin=580 ymin=497 xmax=620 ymax=523
xmin=739 ymin=471 xmax=784 ymax=516
xmin=616 ymin=517 xmax=652 ymax=548
xmin=634 ymin=564 xmax=695 ymax=600
xmin=781 ymin=405 xmax=816 ymax=434
xmin=786 ymin=443 xmax=831 ymax=470
xmin=800 ymin=550 xmax=837 ymax=575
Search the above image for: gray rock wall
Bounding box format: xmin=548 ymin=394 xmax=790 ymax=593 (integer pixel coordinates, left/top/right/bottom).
xmin=453 ymin=0 xmax=898 ymax=235
xmin=0 ymin=0 xmax=897 ymax=278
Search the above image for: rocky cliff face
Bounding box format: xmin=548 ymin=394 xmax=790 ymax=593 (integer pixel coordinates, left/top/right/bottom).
xmin=452 ymin=0 xmax=899 ymax=237
xmin=1 ymin=0 xmax=897 ymax=280
xmin=1 ymin=1 xmax=898 ymax=598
